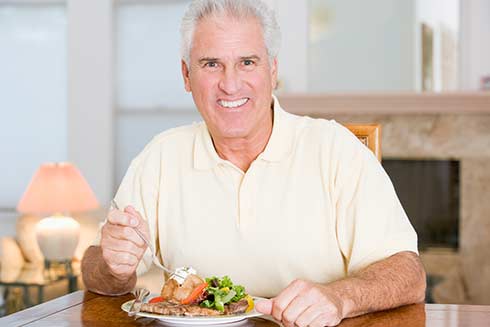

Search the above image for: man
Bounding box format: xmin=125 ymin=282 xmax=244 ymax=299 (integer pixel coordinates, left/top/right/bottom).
xmin=82 ymin=0 xmax=426 ymax=326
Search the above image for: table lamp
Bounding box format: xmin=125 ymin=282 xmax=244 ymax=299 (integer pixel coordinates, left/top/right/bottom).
xmin=17 ymin=162 xmax=99 ymax=263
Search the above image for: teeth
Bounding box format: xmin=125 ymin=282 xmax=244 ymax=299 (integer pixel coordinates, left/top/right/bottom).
xmin=219 ymin=98 xmax=248 ymax=108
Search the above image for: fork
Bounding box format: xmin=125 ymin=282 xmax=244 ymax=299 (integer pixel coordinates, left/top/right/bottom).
xmin=109 ymin=199 xmax=187 ymax=280
xmin=128 ymin=287 xmax=150 ymax=317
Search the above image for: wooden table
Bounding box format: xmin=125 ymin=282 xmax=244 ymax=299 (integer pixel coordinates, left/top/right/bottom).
xmin=1 ymin=291 xmax=490 ymax=326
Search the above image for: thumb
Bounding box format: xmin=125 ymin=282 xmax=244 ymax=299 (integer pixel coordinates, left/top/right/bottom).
xmin=124 ymin=206 xmax=147 ymax=233
xmin=255 ymin=299 xmax=273 ymax=315
xmin=124 ymin=205 xmax=142 ymax=221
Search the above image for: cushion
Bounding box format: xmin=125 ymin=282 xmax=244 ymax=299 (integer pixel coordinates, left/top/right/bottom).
xmin=0 ymin=237 xmax=25 ymax=282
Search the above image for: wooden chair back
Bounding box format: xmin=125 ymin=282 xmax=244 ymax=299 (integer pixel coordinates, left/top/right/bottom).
xmin=344 ymin=124 xmax=382 ymax=161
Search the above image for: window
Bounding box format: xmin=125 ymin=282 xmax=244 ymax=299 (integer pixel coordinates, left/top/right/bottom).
xmin=0 ymin=4 xmax=67 ymax=208
xmin=115 ymin=1 xmax=200 ymax=184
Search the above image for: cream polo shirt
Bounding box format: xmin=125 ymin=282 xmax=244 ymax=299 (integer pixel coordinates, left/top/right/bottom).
xmin=111 ymin=96 xmax=418 ymax=297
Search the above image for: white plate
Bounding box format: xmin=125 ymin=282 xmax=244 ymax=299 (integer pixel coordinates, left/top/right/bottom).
xmin=121 ymin=295 xmax=265 ymax=326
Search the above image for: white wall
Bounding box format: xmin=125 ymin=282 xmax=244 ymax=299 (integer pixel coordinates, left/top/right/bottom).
xmin=114 ymin=1 xmax=196 ymax=184
xmin=0 ymin=210 xmax=18 ymax=238
xmin=308 ymin=0 xmax=415 ymax=92
xmin=415 ymin=0 xmax=460 ymax=91
xmin=460 ymin=0 xmax=490 ymax=90
xmin=116 ymin=2 xmax=194 ymax=110
xmin=270 ymin=0 xmax=308 ymax=92
xmin=67 ymin=0 xmax=114 ymax=205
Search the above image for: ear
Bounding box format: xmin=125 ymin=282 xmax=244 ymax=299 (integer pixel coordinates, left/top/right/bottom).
xmin=270 ymin=57 xmax=278 ymax=90
xmin=181 ymin=59 xmax=192 ymax=92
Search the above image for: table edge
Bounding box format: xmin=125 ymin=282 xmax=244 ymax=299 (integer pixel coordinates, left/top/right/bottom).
xmin=0 ymin=290 xmax=97 ymax=326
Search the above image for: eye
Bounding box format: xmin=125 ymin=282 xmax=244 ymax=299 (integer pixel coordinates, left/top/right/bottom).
xmin=204 ymin=61 xmax=218 ymax=68
xmin=243 ymin=59 xmax=254 ymax=66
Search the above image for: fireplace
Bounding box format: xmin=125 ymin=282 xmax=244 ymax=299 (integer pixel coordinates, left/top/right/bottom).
xmin=383 ymin=159 xmax=460 ymax=250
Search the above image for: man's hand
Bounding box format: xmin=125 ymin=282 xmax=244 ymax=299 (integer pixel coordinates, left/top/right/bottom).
xmin=100 ymin=205 xmax=149 ymax=281
xmin=255 ymin=279 xmax=345 ymax=327
xmin=255 ymin=252 xmax=426 ymax=327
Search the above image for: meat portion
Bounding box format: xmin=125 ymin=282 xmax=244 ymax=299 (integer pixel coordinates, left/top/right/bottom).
xmin=140 ymin=302 xmax=222 ymax=317
xmin=160 ymin=274 xmax=206 ymax=303
xmin=140 ymin=299 xmax=250 ymax=317
xmin=224 ymin=299 xmax=249 ymax=315
xmin=151 ymin=274 xmax=250 ymax=317
xmin=161 ymin=279 xmax=178 ymax=301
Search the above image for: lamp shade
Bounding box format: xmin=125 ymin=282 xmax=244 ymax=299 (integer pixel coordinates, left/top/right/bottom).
xmin=17 ymin=162 xmax=99 ymax=214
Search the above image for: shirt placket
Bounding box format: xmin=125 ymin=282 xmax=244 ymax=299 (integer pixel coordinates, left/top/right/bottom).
xmin=238 ymin=165 xmax=257 ymax=231
xmin=218 ymin=162 xmax=245 ymax=229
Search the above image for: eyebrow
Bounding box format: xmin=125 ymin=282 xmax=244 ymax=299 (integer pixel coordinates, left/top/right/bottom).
xmin=240 ymin=55 xmax=261 ymax=62
xmin=198 ymin=57 xmax=219 ymax=64
xmin=197 ymin=55 xmax=262 ymax=64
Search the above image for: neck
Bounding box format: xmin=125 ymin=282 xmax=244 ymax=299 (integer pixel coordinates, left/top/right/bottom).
xmin=212 ymin=110 xmax=273 ymax=172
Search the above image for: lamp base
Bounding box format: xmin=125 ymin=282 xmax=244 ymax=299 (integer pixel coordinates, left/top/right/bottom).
xmin=35 ymin=216 xmax=80 ymax=261
xmin=43 ymin=258 xmax=73 ymax=277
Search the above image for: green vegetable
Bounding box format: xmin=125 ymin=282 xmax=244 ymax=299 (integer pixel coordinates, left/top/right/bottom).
xmin=221 ymin=290 xmax=236 ymax=304
xmin=200 ymin=276 xmax=247 ymax=312
xmin=231 ymin=285 xmax=245 ymax=302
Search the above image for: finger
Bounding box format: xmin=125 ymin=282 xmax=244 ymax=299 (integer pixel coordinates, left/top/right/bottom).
xmin=295 ymin=304 xmax=323 ymax=327
xmin=271 ymin=279 xmax=309 ymax=322
xmin=105 ymin=224 xmax=146 ymax=248
xmin=124 ymin=205 xmax=143 ymax=224
xmin=282 ymin=295 xmax=314 ymax=327
xmin=103 ymin=248 xmax=139 ymax=267
xmin=124 ymin=205 xmax=138 ymax=216
xmin=255 ymin=299 xmax=273 ymax=315
xmin=102 ymin=248 xmax=139 ymax=280
xmin=310 ymin=312 xmax=341 ymax=327
xmin=124 ymin=206 xmax=150 ymax=239
xmin=107 ymin=209 xmax=138 ymax=227
xmin=107 ymin=262 xmax=137 ymax=280
xmin=101 ymin=234 xmax=145 ymax=259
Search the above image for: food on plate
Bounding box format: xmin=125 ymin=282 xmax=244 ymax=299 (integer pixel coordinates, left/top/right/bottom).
xmin=140 ymin=275 xmax=254 ymax=317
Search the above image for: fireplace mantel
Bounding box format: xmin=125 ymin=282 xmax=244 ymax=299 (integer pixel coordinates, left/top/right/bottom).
xmin=279 ymin=92 xmax=490 ymax=116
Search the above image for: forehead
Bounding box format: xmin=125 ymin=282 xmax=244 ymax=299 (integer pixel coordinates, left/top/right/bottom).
xmin=190 ymin=14 xmax=267 ymax=59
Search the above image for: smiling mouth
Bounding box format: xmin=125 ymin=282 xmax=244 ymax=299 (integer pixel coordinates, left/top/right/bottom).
xmin=218 ymin=98 xmax=249 ymax=109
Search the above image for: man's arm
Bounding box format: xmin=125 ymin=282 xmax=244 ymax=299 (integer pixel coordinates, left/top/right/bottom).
xmin=255 ymin=251 xmax=426 ymax=327
xmin=81 ymin=205 xmax=149 ymax=296
xmin=81 ymin=245 xmax=136 ymax=296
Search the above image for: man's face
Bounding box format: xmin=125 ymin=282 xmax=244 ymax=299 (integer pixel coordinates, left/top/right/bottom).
xmin=182 ymin=14 xmax=277 ymax=140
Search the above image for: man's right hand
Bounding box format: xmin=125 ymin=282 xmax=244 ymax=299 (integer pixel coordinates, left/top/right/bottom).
xmin=100 ymin=205 xmax=149 ymax=281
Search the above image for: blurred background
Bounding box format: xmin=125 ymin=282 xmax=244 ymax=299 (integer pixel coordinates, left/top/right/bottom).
xmin=0 ymin=0 xmax=489 ymax=314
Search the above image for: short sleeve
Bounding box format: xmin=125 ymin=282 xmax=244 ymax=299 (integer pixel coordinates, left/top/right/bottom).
xmin=330 ymin=123 xmax=418 ymax=274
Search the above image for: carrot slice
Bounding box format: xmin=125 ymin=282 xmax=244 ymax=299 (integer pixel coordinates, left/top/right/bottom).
xmin=181 ymin=282 xmax=208 ymax=305
xmin=149 ymin=296 xmax=165 ymax=303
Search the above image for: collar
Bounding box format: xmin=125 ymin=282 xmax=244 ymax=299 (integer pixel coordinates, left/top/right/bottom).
xmin=193 ymin=95 xmax=295 ymax=170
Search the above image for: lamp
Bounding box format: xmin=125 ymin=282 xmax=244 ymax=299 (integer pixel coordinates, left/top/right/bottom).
xmin=17 ymin=162 xmax=99 ymax=263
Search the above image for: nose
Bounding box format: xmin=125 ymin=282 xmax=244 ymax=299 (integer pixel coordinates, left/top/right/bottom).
xmin=218 ymin=67 xmax=242 ymax=95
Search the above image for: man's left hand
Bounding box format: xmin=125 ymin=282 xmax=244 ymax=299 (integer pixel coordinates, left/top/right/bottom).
xmin=255 ymin=279 xmax=346 ymax=327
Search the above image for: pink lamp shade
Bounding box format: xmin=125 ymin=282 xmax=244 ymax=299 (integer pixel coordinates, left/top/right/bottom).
xmin=17 ymin=162 xmax=99 ymax=214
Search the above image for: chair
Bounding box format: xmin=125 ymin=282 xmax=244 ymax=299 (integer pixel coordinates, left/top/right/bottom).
xmin=344 ymin=124 xmax=382 ymax=161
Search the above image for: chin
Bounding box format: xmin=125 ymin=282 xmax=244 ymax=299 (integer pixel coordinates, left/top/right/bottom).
xmin=220 ymin=127 xmax=249 ymax=139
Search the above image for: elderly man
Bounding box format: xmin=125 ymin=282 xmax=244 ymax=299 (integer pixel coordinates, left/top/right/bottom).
xmin=82 ymin=0 xmax=426 ymax=326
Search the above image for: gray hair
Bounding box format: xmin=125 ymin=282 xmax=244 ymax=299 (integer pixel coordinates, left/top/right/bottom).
xmin=180 ymin=0 xmax=281 ymax=66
